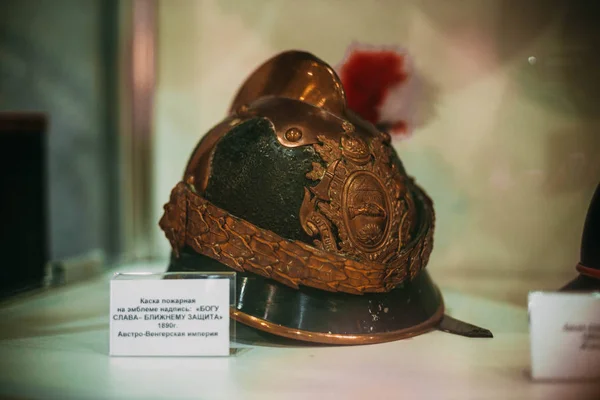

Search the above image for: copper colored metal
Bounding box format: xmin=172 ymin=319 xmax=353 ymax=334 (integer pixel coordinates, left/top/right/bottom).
xmin=576 ymin=263 xmax=600 ymax=280
xmin=284 ymin=127 xmax=302 ymax=142
xmin=244 ymin=97 xmax=371 ymax=148
xmin=300 ymin=133 xmax=417 ymax=263
xmin=184 ymin=115 xmax=241 ymax=193
xmin=230 ymin=296 xmax=445 ymax=345
xmin=229 ymin=51 xmax=347 ymax=117
xmin=183 ymin=98 xmax=370 ymax=192
xmin=159 ymin=181 xmax=434 ymax=294
xmin=157 ymin=50 xmax=499 ymax=343
xmin=184 ymin=52 xmax=400 ymax=193
xmin=161 ymin=50 xmax=435 ymax=295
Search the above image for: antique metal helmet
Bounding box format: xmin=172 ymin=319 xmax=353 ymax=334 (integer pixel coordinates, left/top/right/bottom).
xmin=159 ymin=50 xmax=490 ymax=344
xmin=562 ymin=182 xmax=600 ymax=291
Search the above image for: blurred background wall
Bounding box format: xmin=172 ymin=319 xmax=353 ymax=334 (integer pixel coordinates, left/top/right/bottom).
xmin=2 ymin=0 xmax=595 ymax=303
xmin=152 ymin=0 xmax=600 ymax=304
xmin=0 ymin=0 xmax=122 ymax=264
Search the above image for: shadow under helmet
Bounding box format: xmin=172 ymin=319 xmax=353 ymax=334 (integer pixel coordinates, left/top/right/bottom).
xmin=159 ymin=50 xmax=491 ymax=345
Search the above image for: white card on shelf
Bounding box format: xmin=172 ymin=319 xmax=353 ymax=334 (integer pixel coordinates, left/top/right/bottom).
xmin=109 ymin=273 xmax=233 ymax=357
xmin=528 ymin=291 xmax=600 ymax=380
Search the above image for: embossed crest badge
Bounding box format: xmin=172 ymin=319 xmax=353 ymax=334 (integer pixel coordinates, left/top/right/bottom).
xmin=300 ymin=131 xmax=416 ymax=263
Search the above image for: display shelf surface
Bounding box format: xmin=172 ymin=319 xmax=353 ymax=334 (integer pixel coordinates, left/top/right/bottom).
xmin=0 ymin=262 xmax=598 ymax=400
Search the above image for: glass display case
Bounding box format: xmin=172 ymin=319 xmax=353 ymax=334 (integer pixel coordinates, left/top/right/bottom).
xmin=0 ymin=1 xmax=599 ymax=399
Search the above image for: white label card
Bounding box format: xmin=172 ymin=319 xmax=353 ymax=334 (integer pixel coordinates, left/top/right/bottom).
xmin=110 ymin=279 xmax=230 ymax=356
xmin=529 ymin=291 xmax=600 ymax=380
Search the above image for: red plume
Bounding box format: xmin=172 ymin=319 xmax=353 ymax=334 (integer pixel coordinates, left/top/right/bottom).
xmin=336 ymin=43 xmax=416 ymax=139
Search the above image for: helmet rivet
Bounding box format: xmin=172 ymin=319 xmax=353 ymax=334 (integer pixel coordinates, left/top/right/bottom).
xmin=342 ymin=121 xmax=354 ymax=133
xmin=236 ymin=104 xmax=250 ymax=116
xmin=284 ymin=127 xmax=303 ymax=142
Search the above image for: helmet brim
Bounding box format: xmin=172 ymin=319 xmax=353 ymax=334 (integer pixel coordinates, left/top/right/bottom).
xmin=168 ymin=248 xmax=444 ymax=345
xmin=561 ymin=274 xmax=600 ymax=292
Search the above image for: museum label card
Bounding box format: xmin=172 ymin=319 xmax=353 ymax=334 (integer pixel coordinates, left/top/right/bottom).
xmin=528 ymin=291 xmax=600 ymax=380
xmin=110 ymin=278 xmax=230 ymax=356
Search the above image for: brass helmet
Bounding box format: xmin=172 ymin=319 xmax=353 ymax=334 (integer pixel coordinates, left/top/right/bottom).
xmin=159 ymin=50 xmax=491 ymax=344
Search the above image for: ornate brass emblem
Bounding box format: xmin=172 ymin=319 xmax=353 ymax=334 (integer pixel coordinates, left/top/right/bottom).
xmin=300 ymin=132 xmax=416 ymax=263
